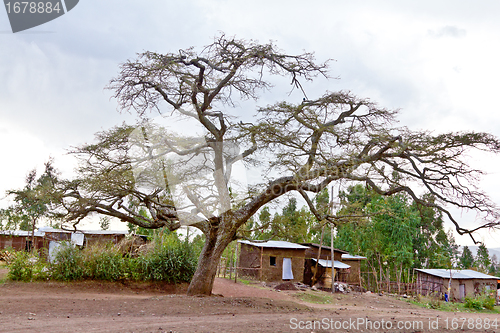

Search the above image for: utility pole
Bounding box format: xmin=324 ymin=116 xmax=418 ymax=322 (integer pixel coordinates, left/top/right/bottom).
xmin=330 ymin=186 xmax=335 ymax=293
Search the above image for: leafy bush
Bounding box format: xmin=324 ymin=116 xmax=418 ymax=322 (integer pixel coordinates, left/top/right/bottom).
xmin=7 ymin=232 xmax=198 ymax=284
xmin=8 ymin=251 xmax=48 ymax=281
xmin=50 ymin=242 xmax=86 ymax=281
xmin=464 ymin=294 xmax=496 ymax=311
xmin=136 ymin=233 xmax=197 ymax=283
xmin=80 ymin=243 xmax=126 ymax=281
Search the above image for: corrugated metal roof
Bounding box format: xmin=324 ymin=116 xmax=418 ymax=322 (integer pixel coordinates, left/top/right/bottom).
xmin=301 ymin=243 xmax=349 ymax=254
xmin=312 ymin=258 xmax=351 ymax=269
xmin=0 ymin=230 xmax=45 ymax=237
xmin=38 ymin=227 xmax=128 ymax=235
xmin=416 ymin=269 xmax=500 ymax=280
xmin=342 ymin=254 xmax=367 ymax=260
xmin=238 ymin=240 xmax=309 ymax=249
xmin=0 ymin=228 xmax=129 ymax=237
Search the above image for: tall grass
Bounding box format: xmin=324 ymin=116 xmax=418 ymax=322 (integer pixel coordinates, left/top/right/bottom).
xmin=135 ymin=233 xmax=197 ymax=283
xmin=50 ymin=242 xmax=126 ymax=281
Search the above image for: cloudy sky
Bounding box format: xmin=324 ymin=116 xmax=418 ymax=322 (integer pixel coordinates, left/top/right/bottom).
xmin=1 ymin=0 xmax=500 ymax=247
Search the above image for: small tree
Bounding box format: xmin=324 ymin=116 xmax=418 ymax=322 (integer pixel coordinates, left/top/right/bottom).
xmin=459 ymin=246 xmax=475 ymax=269
xmin=99 ymin=216 xmax=111 ymax=231
xmin=3 ymin=160 xmax=60 ymax=250
xmin=475 ymin=244 xmax=491 ymax=273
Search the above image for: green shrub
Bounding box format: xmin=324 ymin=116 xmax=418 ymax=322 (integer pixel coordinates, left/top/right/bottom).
xmin=8 ymin=251 xmax=48 ymax=281
xmin=464 ymin=294 xmax=496 ymax=311
xmin=136 ymin=233 xmax=197 ymax=283
xmin=481 ymin=295 xmax=496 ymax=310
xmin=50 ymin=242 xmax=86 ymax=281
xmin=8 ymin=232 xmax=198 ymax=284
xmin=81 ymin=243 xmax=126 ymax=281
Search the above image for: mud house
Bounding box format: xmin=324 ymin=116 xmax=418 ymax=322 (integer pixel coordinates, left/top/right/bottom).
xmin=415 ymin=269 xmax=500 ymax=300
xmin=341 ymin=253 xmax=367 ymax=286
xmin=237 ymin=240 xmax=308 ymax=282
xmin=301 ymin=243 xmax=349 ymax=286
xmin=306 ymin=258 xmax=352 ymax=288
xmin=0 ymin=227 xmax=129 ymax=255
xmin=301 ymin=243 xmax=348 ymax=261
xmin=39 ymin=227 xmax=128 ymax=246
xmin=0 ymin=230 xmax=46 ymax=251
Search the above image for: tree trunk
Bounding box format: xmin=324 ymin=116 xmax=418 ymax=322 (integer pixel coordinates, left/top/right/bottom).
xmin=31 ymin=218 xmax=36 ymax=253
xmin=186 ymin=227 xmax=234 ymax=296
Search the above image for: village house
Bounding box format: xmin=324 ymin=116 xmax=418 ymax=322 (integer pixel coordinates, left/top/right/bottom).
xmin=300 ymin=243 xmax=349 ymax=286
xmin=39 ymin=227 xmax=128 ymax=246
xmin=341 ymin=253 xmax=367 ymax=287
xmin=237 ymin=240 xmax=366 ymax=289
xmin=237 ymin=240 xmax=308 ymax=282
xmin=415 ymin=268 xmax=500 ymax=301
xmin=0 ymin=230 xmax=46 ymax=252
xmin=0 ymin=227 xmax=129 ymax=256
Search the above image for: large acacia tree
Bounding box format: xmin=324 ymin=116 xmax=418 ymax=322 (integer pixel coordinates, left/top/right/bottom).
xmin=53 ymin=35 xmax=500 ymax=295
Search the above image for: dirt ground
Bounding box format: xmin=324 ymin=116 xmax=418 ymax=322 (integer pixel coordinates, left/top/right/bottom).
xmin=0 ymin=268 xmax=497 ymax=333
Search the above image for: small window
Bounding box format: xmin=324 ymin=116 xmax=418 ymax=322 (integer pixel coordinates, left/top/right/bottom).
xmin=270 ymin=256 xmax=276 ymax=266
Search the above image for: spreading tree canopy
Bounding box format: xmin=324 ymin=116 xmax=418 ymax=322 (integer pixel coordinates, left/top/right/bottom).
xmin=47 ymin=35 xmax=500 ymax=295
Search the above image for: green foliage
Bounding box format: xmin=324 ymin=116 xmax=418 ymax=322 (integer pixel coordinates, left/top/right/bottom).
xmin=410 ymin=294 xmax=499 ymax=313
xmin=459 ymin=246 xmax=475 ymax=269
xmin=12 ymin=232 xmax=198 ymax=283
xmin=336 ymin=188 xmax=419 ymax=277
xmin=189 ymin=233 xmax=205 ymax=259
xmin=135 ymin=233 xmax=197 ymax=283
xmin=335 ymin=185 xmax=458 ymax=287
xmin=126 ymin=208 xmax=158 ymax=236
xmin=464 ymin=294 xmax=496 ymax=311
xmin=251 ymin=196 xmax=322 ymax=243
xmin=50 ymin=243 xmax=86 ymax=280
xmin=0 ymin=207 xmax=30 ymax=231
xmin=80 ymin=243 xmax=126 ymax=281
xmin=489 ymin=254 xmax=499 ymax=276
xmin=474 ymin=244 xmax=491 ymax=273
xmin=1 ymin=160 xmax=61 ymax=232
xmin=412 ymin=194 xmax=458 ymax=269
xmin=99 ymin=216 xmax=111 ymax=231
xmin=8 ymin=251 xmax=48 ymax=281
xmin=417 ymin=293 xmax=443 ymax=310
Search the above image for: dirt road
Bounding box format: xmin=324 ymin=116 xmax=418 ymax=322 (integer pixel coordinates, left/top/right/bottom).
xmin=0 ymin=276 xmax=497 ymax=332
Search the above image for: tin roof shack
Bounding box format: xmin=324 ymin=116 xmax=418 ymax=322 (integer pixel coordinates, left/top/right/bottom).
xmin=341 ymin=254 xmax=367 ymax=286
xmin=308 ymin=258 xmax=351 ymax=288
xmin=416 ymin=269 xmax=500 ymax=301
xmin=39 ymin=227 xmax=128 ymax=247
xmin=238 ymin=240 xmax=308 ymax=282
xmin=301 ymin=243 xmax=349 ymax=286
xmin=301 ymin=243 xmax=347 ymax=261
xmin=0 ymin=230 xmax=46 ymax=251
xmin=77 ymin=230 xmax=128 ymax=246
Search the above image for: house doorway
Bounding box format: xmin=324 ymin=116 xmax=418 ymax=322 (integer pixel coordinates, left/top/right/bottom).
xmin=459 ymin=284 xmax=465 ymax=299
xmin=282 ymin=258 xmax=293 ymax=280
